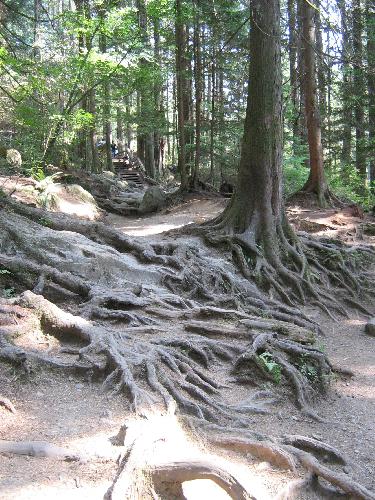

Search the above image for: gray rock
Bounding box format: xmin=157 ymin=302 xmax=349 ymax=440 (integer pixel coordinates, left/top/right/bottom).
xmin=365 ymin=318 xmax=375 ymax=336
xmin=139 ymin=186 xmax=166 ymax=214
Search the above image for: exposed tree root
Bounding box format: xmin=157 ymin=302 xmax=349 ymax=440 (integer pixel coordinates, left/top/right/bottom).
xmin=282 ymin=434 xmax=347 ymax=465
xmin=0 ymin=440 xmax=80 ymax=460
xmin=285 ymin=446 xmax=375 ymax=500
xmin=0 ymin=195 xmax=374 ymax=499
xmin=149 ymin=460 xmax=253 ymax=500
xmin=183 ymin=204 xmax=375 ymax=321
xmin=0 ymin=396 xmax=16 ymax=413
xmin=277 ymin=474 xmax=351 ymax=499
xmin=208 ymin=435 xmax=297 ymax=470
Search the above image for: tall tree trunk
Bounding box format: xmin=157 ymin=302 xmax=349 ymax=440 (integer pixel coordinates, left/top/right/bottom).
xmin=33 ymin=0 xmax=40 ymax=59
xmin=287 ymin=0 xmax=299 ymax=149
xmin=117 ymin=107 xmax=124 ymax=155
xmin=137 ymin=0 xmax=155 ymax=178
xmin=353 ymin=0 xmax=367 ymax=179
xmin=210 ymin=42 xmax=216 ymax=184
xmin=84 ymin=0 xmax=99 ymax=173
xmin=192 ymin=0 xmax=202 ymax=188
xmin=296 ymin=1 xmax=308 ymax=157
xmin=339 ymin=0 xmax=353 ymax=167
xmin=74 ymin=0 xmax=87 ymax=169
xmin=99 ymin=28 xmax=113 ymax=172
xmin=299 ymin=0 xmax=329 ymax=205
xmin=216 ymin=0 xmax=285 ymax=239
xmin=175 ymin=0 xmax=188 ymax=191
xmin=315 ymin=9 xmax=327 ymax=144
xmin=153 ymin=17 xmax=162 ymax=178
xmin=367 ymin=0 xmax=375 ymax=187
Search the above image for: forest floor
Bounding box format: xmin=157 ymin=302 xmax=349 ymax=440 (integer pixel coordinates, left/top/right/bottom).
xmin=0 ymin=191 xmax=374 ymax=499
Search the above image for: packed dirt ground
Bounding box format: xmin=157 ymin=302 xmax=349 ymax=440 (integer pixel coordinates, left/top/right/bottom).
xmin=0 ymin=184 xmax=374 ymax=499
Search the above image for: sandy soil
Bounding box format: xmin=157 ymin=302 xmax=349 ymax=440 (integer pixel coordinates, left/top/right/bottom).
xmin=1 ymin=194 xmax=374 ymax=499
xmin=107 ymin=194 xmax=227 ymax=236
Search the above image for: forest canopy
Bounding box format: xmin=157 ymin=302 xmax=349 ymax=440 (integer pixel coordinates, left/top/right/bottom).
xmin=0 ymin=0 xmax=373 ymax=206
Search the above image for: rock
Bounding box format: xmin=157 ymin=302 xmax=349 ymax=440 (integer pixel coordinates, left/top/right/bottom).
xmin=38 ymin=182 xmax=101 ymax=220
xmin=365 ymin=318 xmax=375 ymax=336
xmin=139 ymin=186 xmax=166 ymax=214
xmin=6 ymin=149 xmax=22 ymax=167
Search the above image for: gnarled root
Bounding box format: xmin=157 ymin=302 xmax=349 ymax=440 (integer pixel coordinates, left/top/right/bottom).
xmin=286 ymin=446 xmax=375 ymax=500
xmin=0 ymin=440 xmax=79 ymax=461
xmin=149 ymin=460 xmax=253 ymax=500
xmin=1 ymin=290 xmax=329 ymax=425
xmin=0 ymin=396 xmax=16 ymax=413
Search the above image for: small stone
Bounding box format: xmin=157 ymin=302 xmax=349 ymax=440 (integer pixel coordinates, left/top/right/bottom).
xmin=365 ymin=319 xmax=375 ymax=336
xmin=75 ymin=383 xmax=84 ymax=390
xmin=291 ymin=415 xmax=299 ymax=421
xmin=36 ymin=391 xmax=43 ymax=397
xmin=343 ymin=467 xmax=350 ymax=474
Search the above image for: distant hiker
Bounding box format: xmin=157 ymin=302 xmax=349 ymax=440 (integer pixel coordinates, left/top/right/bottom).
xmin=111 ymin=142 xmax=117 ymax=158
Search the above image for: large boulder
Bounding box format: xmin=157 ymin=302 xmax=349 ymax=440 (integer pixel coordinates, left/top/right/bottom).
xmin=138 ymin=186 xmax=166 ymax=214
xmin=38 ymin=182 xmax=101 ymax=220
xmin=6 ymin=149 xmax=22 ymax=168
xmin=365 ymin=319 xmax=375 ymax=337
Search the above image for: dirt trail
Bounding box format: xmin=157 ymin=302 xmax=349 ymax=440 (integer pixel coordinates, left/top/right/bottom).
xmin=1 ymin=196 xmax=374 ymax=499
xmin=107 ymin=195 xmax=227 ymax=236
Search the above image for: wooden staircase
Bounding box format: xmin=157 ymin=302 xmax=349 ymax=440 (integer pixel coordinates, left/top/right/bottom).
xmin=113 ymin=159 xmax=144 ymax=187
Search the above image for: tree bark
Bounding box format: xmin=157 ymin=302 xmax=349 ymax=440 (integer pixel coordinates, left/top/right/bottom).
xmin=214 ymin=0 xmax=285 ymax=245
xmin=339 ymin=0 xmax=353 ymax=167
xmin=315 ymin=10 xmax=327 ymax=143
xmin=192 ymin=0 xmax=202 ymax=188
xmin=175 ymin=0 xmax=188 ymax=191
xmin=287 ymin=0 xmax=299 ymax=149
xmin=210 ymin=26 xmax=216 ymax=183
xmin=137 ymin=0 xmax=155 ymax=178
xmin=99 ymin=25 xmax=113 ymax=172
xmin=353 ymin=0 xmax=367 ymax=179
xmin=299 ymin=0 xmax=329 ymax=205
xmin=366 ymin=0 xmax=375 ymax=187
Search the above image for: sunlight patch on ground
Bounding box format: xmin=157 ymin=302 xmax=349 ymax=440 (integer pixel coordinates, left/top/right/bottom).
xmin=120 ymin=221 xmax=189 ymax=236
xmin=1 ymin=482 xmax=113 ymax=500
xmin=105 ymin=409 xmax=289 ymax=499
xmin=183 ymin=479 xmax=232 ymax=499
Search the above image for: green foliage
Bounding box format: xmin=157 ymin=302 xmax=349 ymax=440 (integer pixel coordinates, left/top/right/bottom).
xmin=38 ymin=217 xmax=53 ymax=227
xmin=2 ymin=287 xmax=16 ymax=298
xmin=31 ymin=167 xmax=46 ymax=181
xmin=282 ymin=141 xmax=309 ymax=197
xmin=258 ymin=352 xmax=282 ymax=384
xmin=298 ymin=354 xmax=319 ymax=383
xmin=326 ymin=166 xmax=375 ymax=209
xmin=0 ymin=268 xmax=11 ymax=275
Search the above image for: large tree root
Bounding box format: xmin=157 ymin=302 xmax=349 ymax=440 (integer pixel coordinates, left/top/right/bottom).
xmin=0 ymin=195 xmax=374 ymax=499
xmin=285 ymin=446 xmax=375 ymax=500
xmin=183 ymin=205 xmax=375 ymax=320
xmin=0 ymin=440 xmax=80 ymax=461
xmin=0 ymin=396 xmax=16 ymax=413
xmin=149 ymin=460 xmax=253 ymax=500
